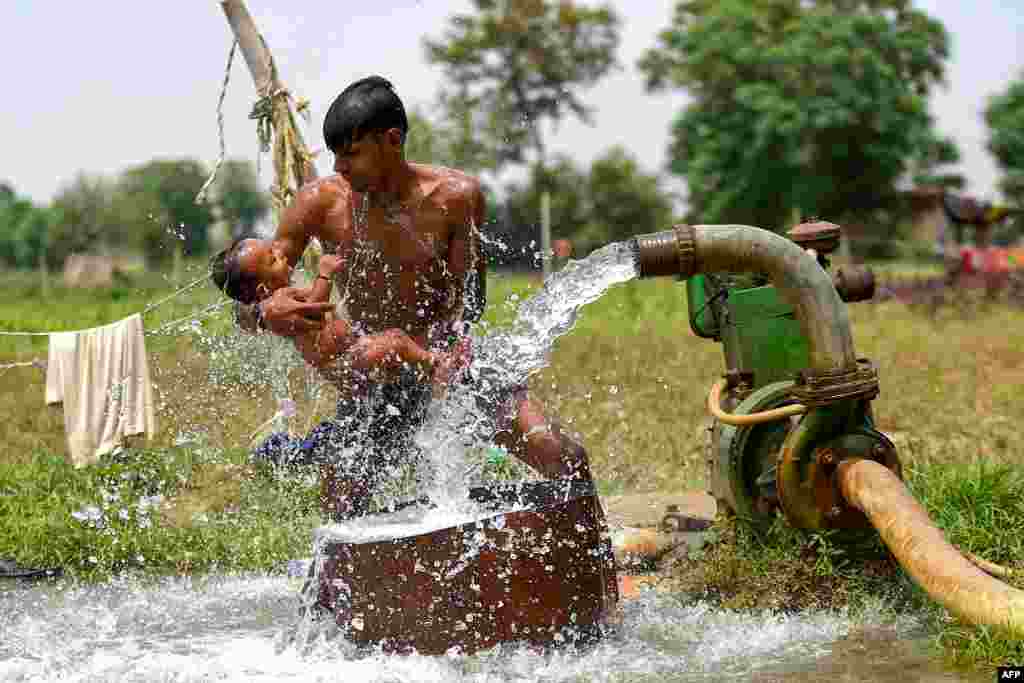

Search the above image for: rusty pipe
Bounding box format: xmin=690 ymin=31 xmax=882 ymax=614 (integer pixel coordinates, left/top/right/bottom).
xmin=838 ymin=458 xmax=1024 ymax=638
xmin=633 ymin=225 xmax=858 ymax=374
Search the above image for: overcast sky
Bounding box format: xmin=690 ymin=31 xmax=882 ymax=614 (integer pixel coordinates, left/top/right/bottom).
xmin=3 ymin=1 xmax=1022 ymax=212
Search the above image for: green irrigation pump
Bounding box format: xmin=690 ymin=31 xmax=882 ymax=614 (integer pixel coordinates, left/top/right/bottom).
xmin=632 ymin=222 xmax=898 ymax=532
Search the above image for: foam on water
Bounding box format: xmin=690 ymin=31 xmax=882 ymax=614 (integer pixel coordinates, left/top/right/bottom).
xmin=2 ymin=573 xmax=971 ymax=683
xmin=312 ymin=502 xmax=523 ymax=545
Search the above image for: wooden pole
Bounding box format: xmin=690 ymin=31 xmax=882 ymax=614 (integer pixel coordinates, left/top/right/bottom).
xmin=541 ymin=190 xmax=552 ymax=279
xmin=218 ymin=0 xmax=324 ymax=427
xmin=220 ymin=0 xmax=277 ymax=97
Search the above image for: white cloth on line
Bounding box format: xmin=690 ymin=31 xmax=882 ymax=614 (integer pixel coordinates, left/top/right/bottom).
xmin=45 ymin=314 xmax=157 ymax=467
xmin=45 ymin=331 xmax=77 ymax=404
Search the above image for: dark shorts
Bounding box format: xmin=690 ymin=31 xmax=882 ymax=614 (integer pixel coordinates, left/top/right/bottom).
xmin=253 ymin=358 xmax=527 ymax=517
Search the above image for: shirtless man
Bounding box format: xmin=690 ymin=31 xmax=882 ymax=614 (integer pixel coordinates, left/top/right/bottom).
xmin=239 ymin=76 xmax=589 ymax=517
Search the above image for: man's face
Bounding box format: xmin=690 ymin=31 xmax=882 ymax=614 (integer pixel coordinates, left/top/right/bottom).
xmin=332 ymin=129 xmax=402 ymax=192
xmin=333 ymin=132 xmax=385 ymax=192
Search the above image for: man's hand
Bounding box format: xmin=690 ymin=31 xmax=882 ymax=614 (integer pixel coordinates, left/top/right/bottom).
xmin=348 ymin=330 xmax=415 ymax=379
xmin=260 ymin=286 xmax=334 ymax=337
xmin=318 ymin=253 xmax=344 ymax=277
xmin=431 ymin=336 xmax=472 ymax=398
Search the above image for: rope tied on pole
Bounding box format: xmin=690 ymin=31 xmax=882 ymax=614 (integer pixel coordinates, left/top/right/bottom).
xmin=196 ymin=39 xmax=239 ymax=205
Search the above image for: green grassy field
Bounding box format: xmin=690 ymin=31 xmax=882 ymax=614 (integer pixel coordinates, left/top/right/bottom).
xmin=1 ymin=263 xmax=1022 ymax=669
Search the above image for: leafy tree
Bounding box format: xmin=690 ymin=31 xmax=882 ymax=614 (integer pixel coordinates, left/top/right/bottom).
xmin=985 ymin=75 xmax=1024 ymax=207
xmin=504 ymin=156 xmax=590 ymax=241
xmin=582 ymin=147 xmax=677 ymax=252
xmin=404 ymin=108 xmax=448 ymax=167
xmin=0 ymin=186 xmax=58 ymax=270
xmin=118 ymin=159 xmax=215 ymax=264
xmin=639 ymin=0 xmax=952 ymax=231
xmin=423 ymin=0 xmax=621 ymax=172
xmin=503 ymin=147 xmax=677 ymax=256
xmin=50 ymin=173 xmax=124 ymax=264
xmin=214 ymin=159 xmax=269 ymax=241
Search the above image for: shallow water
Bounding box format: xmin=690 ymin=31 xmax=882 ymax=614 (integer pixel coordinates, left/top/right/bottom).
xmin=0 ymin=573 xmax=984 ymax=682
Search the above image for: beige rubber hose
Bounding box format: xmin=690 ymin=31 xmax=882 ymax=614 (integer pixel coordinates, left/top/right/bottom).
xmin=707 ymin=378 xmax=808 ymax=426
xmin=837 ymin=458 xmax=1024 ymax=638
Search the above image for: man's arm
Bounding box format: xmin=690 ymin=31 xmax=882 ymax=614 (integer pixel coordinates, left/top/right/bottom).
xmin=252 ymin=182 xmax=342 ymax=336
xmin=446 ymin=180 xmax=487 ymax=331
xmin=468 ymin=182 xmax=487 ymax=324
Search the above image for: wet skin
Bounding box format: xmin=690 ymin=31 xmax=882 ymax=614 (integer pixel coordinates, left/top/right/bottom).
xmin=256 ymin=128 xmax=588 ymax=480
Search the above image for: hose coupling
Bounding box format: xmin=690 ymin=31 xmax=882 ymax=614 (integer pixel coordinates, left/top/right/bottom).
xmin=632 ymin=224 xmax=697 ymax=279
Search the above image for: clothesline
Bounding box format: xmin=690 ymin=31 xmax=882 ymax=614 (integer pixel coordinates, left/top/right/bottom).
xmin=0 ymin=273 xmax=215 ymax=337
xmin=0 ymin=359 xmax=46 ymax=374
xmin=0 ymin=274 xmax=235 ymax=372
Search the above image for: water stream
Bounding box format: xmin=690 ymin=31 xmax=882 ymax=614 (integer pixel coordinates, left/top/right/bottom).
xmin=0 ymin=241 xmax=988 ymax=681
xmin=1 ymin=573 xmax=983 ymax=682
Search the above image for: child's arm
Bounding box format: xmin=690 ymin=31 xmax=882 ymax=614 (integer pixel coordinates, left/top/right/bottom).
xmin=307 ymin=253 xmax=343 ymax=303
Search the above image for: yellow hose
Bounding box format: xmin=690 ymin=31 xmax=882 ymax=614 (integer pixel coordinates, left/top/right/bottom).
xmin=837 ymin=458 xmax=1024 ymax=638
xmin=707 ymin=378 xmax=808 ymax=426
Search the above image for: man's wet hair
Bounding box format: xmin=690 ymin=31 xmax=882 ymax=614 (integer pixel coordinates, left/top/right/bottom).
xmin=209 ymin=239 xmax=260 ymax=305
xmin=323 ymin=76 xmax=408 ymax=153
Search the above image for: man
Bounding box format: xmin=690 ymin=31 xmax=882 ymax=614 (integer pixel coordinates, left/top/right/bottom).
xmin=234 ymin=76 xmax=590 ymax=517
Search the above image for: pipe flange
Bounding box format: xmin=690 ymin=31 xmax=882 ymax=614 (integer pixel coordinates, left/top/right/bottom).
xmin=791 ymin=358 xmax=879 ymax=407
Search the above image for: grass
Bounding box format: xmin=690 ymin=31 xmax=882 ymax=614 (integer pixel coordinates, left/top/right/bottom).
xmin=1 ymin=262 xmax=1023 ymax=670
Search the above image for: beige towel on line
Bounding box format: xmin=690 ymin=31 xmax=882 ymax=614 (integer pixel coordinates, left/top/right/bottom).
xmin=45 ymin=313 xmax=157 ymax=467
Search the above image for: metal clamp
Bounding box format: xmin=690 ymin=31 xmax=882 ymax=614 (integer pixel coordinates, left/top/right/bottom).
xmin=791 ymin=358 xmax=879 ymax=407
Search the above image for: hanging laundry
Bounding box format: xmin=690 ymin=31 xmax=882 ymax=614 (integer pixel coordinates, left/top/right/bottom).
xmin=45 ymin=314 xmax=157 ymax=467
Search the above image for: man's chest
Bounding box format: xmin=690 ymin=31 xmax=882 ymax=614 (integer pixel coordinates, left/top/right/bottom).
xmin=323 ymin=204 xmax=453 ymax=271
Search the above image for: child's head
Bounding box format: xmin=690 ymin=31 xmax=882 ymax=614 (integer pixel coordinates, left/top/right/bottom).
xmin=209 ymin=238 xmax=291 ymax=304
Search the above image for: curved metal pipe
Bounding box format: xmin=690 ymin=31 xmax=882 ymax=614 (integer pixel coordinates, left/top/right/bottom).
xmin=838 ymin=458 xmax=1024 ymax=638
xmin=634 ymin=224 xmax=858 ymax=374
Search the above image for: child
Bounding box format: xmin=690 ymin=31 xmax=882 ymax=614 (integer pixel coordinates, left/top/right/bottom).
xmin=210 ymin=238 xmax=464 ymax=390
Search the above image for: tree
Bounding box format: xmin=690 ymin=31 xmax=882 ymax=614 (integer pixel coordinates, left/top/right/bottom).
xmin=423 ymin=0 xmax=621 ymax=172
xmin=404 ymin=108 xmax=449 ymax=167
xmin=50 ymin=173 xmax=123 ymax=264
xmin=0 ymin=186 xmax=58 ymax=270
xmin=503 ymin=147 xmax=677 ymax=257
xmin=215 ymin=159 xmax=269 ymax=241
xmin=985 ymin=75 xmax=1024 ymax=208
xmin=503 ymin=156 xmax=590 ymax=260
xmin=639 ymin=0 xmax=952 ymax=231
xmin=582 ymin=147 xmax=677 ymax=252
xmin=118 ymin=159 xmax=215 ymax=264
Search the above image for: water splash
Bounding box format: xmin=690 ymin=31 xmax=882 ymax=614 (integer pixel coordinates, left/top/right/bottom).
xmin=1 ymin=575 xmax=973 ymax=682
xmin=410 ymin=240 xmax=639 ymax=512
xmin=474 ymin=240 xmax=639 ymax=390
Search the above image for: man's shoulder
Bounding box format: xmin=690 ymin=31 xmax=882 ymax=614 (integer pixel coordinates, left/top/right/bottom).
xmin=416 ymin=164 xmax=482 ymax=212
xmin=296 ymin=175 xmax=354 ymax=210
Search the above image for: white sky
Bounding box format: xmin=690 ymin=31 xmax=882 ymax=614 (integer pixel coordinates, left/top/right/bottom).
xmin=2 ymin=1 xmax=1022 ymax=212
